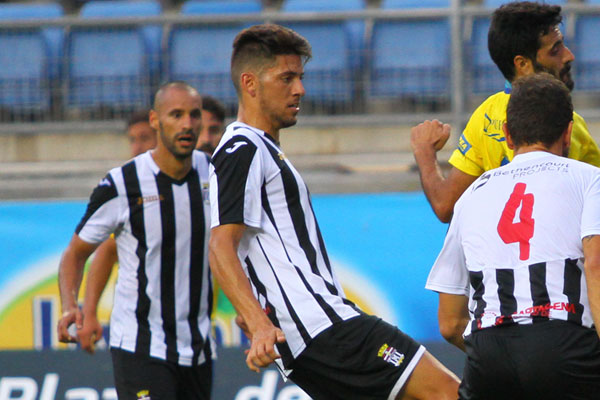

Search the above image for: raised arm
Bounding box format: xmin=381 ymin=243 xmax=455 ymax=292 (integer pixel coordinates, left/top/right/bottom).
xmin=208 ymin=223 xmax=285 ymax=372
xmin=583 ymin=234 xmax=600 ymax=339
xmin=437 ymin=293 xmax=470 ymax=351
xmin=411 ymin=120 xmax=477 ymax=223
xmin=79 ymin=237 xmax=118 ymax=353
xmin=57 ymin=234 xmax=98 ymax=343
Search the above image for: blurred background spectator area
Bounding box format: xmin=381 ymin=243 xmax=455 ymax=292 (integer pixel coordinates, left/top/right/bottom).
xmin=0 ymin=0 xmax=599 ymax=131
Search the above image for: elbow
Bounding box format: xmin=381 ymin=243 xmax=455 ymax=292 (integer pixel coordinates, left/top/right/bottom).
xmin=432 ymin=203 xmax=453 ymax=223
xmin=439 ymin=319 xmax=464 ymax=345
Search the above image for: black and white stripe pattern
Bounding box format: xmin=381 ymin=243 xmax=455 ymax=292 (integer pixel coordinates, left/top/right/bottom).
xmin=210 ymin=122 xmax=360 ymax=367
xmin=427 ymin=151 xmax=600 ymax=336
xmin=76 ymin=150 xmax=213 ymax=366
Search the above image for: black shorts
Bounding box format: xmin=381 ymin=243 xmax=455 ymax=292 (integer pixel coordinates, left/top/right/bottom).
xmin=111 ymin=347 xmax=212 ymax=400
xmin=288 ymin=314 xmax=425 ymax=400
xmin=459 ymin=320 xmax=600 ymax=400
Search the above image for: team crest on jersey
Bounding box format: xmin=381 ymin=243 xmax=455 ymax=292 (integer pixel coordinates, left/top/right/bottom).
xmin=377 ymin=343 xmax=404 ymax=367
xmin=278 ymin=152 xmax=286 ymax=160
xmin=457 ymin=133 xmax=472 ymax=155
xmin=202 ymin=182 xmax=210 ymax=204
xmin=136 ymin=390 xmax=151 ymax=400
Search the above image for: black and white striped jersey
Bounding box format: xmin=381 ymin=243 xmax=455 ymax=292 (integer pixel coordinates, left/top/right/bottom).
xmin=210 ymin=122 xmax=360 ymax=367
xmin=427 ymin=151 xmax=600 ymax=335
xmin=76 ymin=150 xmax=214 ymax=366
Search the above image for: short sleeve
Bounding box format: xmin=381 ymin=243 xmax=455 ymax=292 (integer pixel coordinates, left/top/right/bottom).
xmin=426 ymin=217 xmax=470 ymax=295
xmin=210 ymin=134 xmax=263 ymax=229
xmin=569 ymin=112 xmax=600 ymax=168
xmin=76 ymin=173 xmax=121 ymax=244
xmin=581 ymin=171 xmax=600 ymax=239
xmin=448 ymin=108 xmax=486 ymax=177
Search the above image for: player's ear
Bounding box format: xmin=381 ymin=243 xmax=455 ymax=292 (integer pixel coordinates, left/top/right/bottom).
xmin=513 ymin=55 xmax=534 ymax=78
xmin=503 ymin=123 xmax=515 ymax=150
xmin=241 ymin=72 xmax=257 ymax=98
xmin=563 ymin=120 xmax=573 ymax=150
xmin=149 ymin=109 xmax=159 ymax=132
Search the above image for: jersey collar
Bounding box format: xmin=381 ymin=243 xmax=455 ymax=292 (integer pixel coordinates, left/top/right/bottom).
xmin=504 ymin=80 xmax=512 ymax=94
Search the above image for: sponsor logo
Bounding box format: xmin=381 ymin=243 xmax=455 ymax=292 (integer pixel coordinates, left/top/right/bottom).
xmin=278 ymin=153 xmax=286 ymax=161
xmin=515 ymin=302 xmax=577 ymax=317
xmin=137 ymin=390 xmax=151 ymax=400
xmin=136 ymin=194 xmax=164 ymax=206
xmin=226 ymin=141 xmax=248 ymax=154
xmin=472 ymin=173 xmax=491 ymax=192
xmin=377 ymin=343 xmax=404 ymax=367
xmin=483 ymin=113 xmax=505 ymax=138
xmin=457 ymin=133 xmax=472 ymax=156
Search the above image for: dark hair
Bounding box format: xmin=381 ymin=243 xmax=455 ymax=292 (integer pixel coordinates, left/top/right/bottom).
xmin=127 ymin=109 xmax=150 ymax=129
xmin=201 ymin=95 xmax=226 ymax=122
xmin=489 ymin=1 xmax=562 ymax=82
xmin=506 ymin=73 xmax=572 ymax=148
xmin=230 ymin=23 xmax=312 ymax=95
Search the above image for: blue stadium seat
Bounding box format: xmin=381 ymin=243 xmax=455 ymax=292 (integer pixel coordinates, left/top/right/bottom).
xmin=0 ymin=30 xmax=50 ymax=111
xmin=280 ymin=0 xmax=365 ymax=104
xmin=574 ymin=14 xmax=600 ymax=91
xmin=66 ymin=1 xmax=161 ymax=109
xmin=168 ymin=1 xmax=263 ymax=107
xmin=469 ymin=17 xmax=504 ymax=94
xmin=369 ymin=0 xmax=451 ymax=99
xmin=0 ymin=3 xmax=63 ymax=79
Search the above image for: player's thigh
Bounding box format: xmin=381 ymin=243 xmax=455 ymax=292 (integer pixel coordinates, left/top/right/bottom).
xmin=396 ymin=350 xmax=459 ymax=400
xmin=110 ymin=347 xmax=178 ymax=400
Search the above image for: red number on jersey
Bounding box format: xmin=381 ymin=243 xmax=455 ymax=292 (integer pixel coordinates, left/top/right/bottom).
xmin=497 ymin=182 xmax=535 ymax=261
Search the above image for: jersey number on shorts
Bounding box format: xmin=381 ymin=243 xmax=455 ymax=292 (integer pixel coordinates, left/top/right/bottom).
xmin=497 ymin=182 xmax=535 ymax=260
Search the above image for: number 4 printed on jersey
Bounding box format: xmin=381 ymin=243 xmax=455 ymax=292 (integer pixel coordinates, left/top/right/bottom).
xmin=497 ymin=182 xmax=535 ymax=261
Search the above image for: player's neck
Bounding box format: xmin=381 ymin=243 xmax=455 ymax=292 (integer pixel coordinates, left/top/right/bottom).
xmin=151 ymin=147 xmax=192 ymax=180
xmin=237 ymin=104 xmax=281 ymax=143
xmin=513 ymin=143 xmax=562 ymax=158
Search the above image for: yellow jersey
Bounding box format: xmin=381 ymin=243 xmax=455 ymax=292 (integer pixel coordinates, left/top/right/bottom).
xmin=449 ymin=90 xmax=600 ymax=176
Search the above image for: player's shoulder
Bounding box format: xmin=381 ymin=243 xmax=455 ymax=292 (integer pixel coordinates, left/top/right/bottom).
xmin=475 ymin=90 xmax=509 ymax=116
xmin=191 ymin=149 xmax=211 ymax=171
xmin=212 ymin=122 xmax=263 ymax=160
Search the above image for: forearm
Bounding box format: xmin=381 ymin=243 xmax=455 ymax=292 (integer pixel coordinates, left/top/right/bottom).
xmin=82 ymin=241 xmax=117 ymax=316
xmin=413 ymin=148 xmax=453 ymax=222
xmin=585 ymin=260 xmax=600 ymax=339
xmin=209 ymin=234 xmax=272 ymax=334
xmin=58 ymin=250 xmax=87 ymax=312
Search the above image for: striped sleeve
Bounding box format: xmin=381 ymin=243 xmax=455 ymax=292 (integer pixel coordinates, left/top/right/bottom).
xmin=210 ymin=135 xmax=262 ymax=228
xmin=76 ymin=172 xmax=121 ymax=244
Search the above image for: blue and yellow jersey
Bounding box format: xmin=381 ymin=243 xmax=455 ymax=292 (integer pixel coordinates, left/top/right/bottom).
xmin=449 ymin=90 xmax=600 ymax=176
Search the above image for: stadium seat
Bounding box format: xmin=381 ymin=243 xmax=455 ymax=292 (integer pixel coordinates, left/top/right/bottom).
xmin=574 ymin=13 xmax=600 ymax=91
xmin=0 ymin=30 xmax=50 ymax=112
xmin=468 ymin=17 xmax=505 ymax=94
xmin=0 ymin=3 xmax=64 ymax=79
xmin=66 ymin=0 xmax=161 ymax=109
xmin=167 ymin=1 xmax=263 ymax=108
xmin=0 ymin=3 xmax=63 ymax=112
xmin=369 ymin=0 xmax=451 ymax=99
xmin=280 ymin=0 xmax=365 ymax=105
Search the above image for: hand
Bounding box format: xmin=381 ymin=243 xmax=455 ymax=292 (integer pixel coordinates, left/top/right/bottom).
xmin=78 ymin=312 xmax=103 ymax=354
xmin=235 ymin=314 xmax=252 ymax=340
xmin=57 ymin=306 xmax=82 ymax=343
xmin=411 ymin=119 xmax=451 ymax=153
xmin=245 ymin=324 xmax=286 ymax=373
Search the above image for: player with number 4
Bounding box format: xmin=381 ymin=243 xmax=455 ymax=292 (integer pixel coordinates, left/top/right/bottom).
xmin=426 ymin=73 xmax=600 ymax=400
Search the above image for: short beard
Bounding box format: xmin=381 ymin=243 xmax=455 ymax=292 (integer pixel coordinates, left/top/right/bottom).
xmin=533 ymin=60 xmax=574 ymax=91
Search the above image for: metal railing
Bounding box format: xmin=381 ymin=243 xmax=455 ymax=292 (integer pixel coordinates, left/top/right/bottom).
xmin=0 ymin=3 xmax=599 ymax=133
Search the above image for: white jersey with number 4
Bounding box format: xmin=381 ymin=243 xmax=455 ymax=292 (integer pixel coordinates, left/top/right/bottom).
xmin=426 ymin=151 xmax=600 ymax=335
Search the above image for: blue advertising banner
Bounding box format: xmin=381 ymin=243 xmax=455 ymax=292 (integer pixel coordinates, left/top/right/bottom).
xmin=0 ymin=193 xmax=449 ymax=350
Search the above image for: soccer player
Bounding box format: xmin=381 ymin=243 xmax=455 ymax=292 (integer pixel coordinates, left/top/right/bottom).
xmin=57 ymin=81 xmax=214 ymax=400
xmin=426 ymin=73 xmax=600 ymax=399
xmin=126 ymin=110 xmax=157 ymax=158
xmin=196 ymin=95 xmax=226 ymax=154
xmin=208 ymin=23 xmax=459 ymax=400
xmin=411 ymin=1 xmax=600 ymax=223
